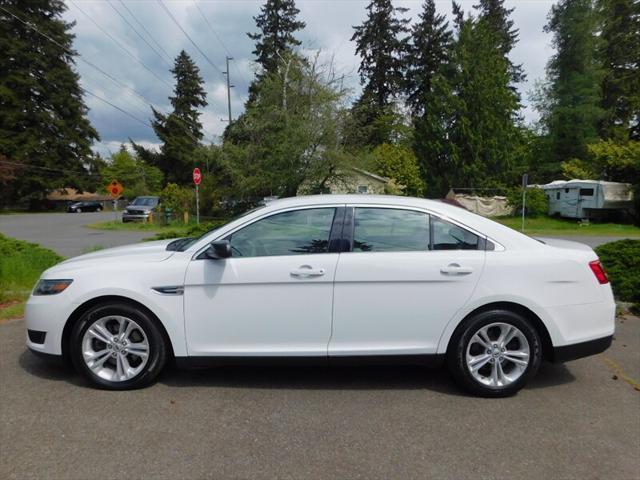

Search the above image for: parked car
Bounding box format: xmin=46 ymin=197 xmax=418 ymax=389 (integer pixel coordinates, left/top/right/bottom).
xmin=122 ymin=196 xmax=160 ymax=223
xmin=67 ymin=201 xmax=103 ymax=213
xmin=25 ymin=195 xmax=614 ymax=396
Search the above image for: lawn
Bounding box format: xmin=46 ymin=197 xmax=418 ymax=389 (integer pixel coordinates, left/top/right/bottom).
xmin=495 ymin=216 xmax=640 ymax=237
xmin=88 ymin=219 xmax=227 ymax=240
xmin=0 ymin=234 xmax=63 ymax=321
xmin=86 ymin=220 xmax=166 ymax=232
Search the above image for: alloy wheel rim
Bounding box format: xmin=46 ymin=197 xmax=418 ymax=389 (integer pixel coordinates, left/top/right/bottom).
xmin=465 ymin=322 xmax=530 ymax=389
xmin=81 ymin=315 xmax=150 ymax=382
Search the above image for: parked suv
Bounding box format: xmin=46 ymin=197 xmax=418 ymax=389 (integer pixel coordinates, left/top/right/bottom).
xmin=122 ymin=196 xmax=160 ymax=223
xmin=67 ymin=201 xmax=103 ymax=213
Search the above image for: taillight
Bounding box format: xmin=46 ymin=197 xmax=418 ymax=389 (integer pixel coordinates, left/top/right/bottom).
xmin=589 ymin=260 xmax=609 ymax=284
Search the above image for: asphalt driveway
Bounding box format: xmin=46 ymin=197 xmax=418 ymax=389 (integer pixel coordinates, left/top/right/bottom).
xmin=1 ymin=315 xmax=638 ymax=480
xmin=0 ymin=212 xmax=150 ymax=257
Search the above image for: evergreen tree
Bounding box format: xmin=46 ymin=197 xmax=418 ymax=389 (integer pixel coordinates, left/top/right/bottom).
xmin=598 ymin=0 xmax=640 ymax=141
xmin=247 ymin=0 xmax=305 ymax=95
xmin=405 ymin=0 xmax=452 ymax=195
xmin=349 ymin=0 xmax=409 ymax=148
xmin=135 ymin=50 xmax=207 ymax=185
xmin=0 ymin=0 xmax=99 ymax=207
xmin=474 ymin=0 xmax=525 ymax=85
xmin=446 ymin=10 xmax=524 ymax=191
xmin=405 ymin=0 xmax=452 ymax=116
xmin=539 ymin=0 xmax=603 ymax=169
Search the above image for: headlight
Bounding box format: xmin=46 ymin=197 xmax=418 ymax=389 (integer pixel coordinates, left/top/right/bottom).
xmin=33 ymin=279 xmax=73 ymax=295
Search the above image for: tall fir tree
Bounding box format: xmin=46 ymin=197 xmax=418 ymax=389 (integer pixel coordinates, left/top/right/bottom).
xmin=405 ymin=0 xmax=453 ymax=195
xmin=0 ymin=0 xmax=99 ymax=206
xmin=445 ymin=8 xmax=523 ymax=191
xmin=598 ymin=0 xmax=640 ymax=141
xmin=539 ymin=0 xmax=603 ymax=171
xmin=474 ymin=0 xmax=525 ymax=85
xmin=247 ymin=0 xmax=305 ymax=97
xmin=134 ymin=50 xmax=207 ymax=185
xmin=349 ymin=0 xmax=409 ymax=148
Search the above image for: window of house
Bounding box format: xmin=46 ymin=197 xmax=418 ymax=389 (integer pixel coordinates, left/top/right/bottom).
xmin=357 ymin=185 xmax=369 ymax=194
xmin=579 ymin=188 xmax=594 ymax=196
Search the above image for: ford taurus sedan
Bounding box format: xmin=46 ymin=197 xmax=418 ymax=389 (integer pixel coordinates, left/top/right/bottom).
xmin=25 ymin=195 xmax=615 ymax=396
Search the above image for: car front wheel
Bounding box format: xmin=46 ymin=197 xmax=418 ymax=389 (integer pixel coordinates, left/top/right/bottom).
xmin=447 ymin=309 xmax=542 ymax=397
xmin=70 ymin=302 xmax=168 ymax=390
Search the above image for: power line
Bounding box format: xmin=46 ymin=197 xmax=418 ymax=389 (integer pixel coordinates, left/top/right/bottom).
xmin=107 ymin=0 xmax=173 ymax=68
xmin=0 ymin=159 xmax=103 ymax=178
xmin=194 ymin=1 xmax=250 ymax=87
xmin=2 ymin=5 xmax=218 ymax=145
xmin=116 ymin=0 xmax=174 ymax=64
xmin=69 ymin=0 xmax=172 ymax=88
xmin=157 ymin=0 xmax=224 ymax=77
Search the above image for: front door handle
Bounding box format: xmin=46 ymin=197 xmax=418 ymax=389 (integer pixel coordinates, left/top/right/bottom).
xmin=290 ymin=265 xmax=326 ymax=278
xmin=440 ymin=263 xmax=474 ymax=275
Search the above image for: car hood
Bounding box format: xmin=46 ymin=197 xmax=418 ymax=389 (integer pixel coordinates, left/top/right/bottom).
xmin=44 ymin=240 xmax=176 ymax=276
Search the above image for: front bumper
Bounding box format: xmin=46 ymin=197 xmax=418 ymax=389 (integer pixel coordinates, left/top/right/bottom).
xmin=24 ymin=293 xmax=74 ymax=356
xmin=122 ymin=212 xmax=151 ymax=222
xmin=552 ymin=335 xmax=613 ymax=363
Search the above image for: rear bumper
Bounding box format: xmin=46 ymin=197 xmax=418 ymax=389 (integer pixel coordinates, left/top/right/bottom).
xmin=552 ymin=335 xmax=612 ymax=363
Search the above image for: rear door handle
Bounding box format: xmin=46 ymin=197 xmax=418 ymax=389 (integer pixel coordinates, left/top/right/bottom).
xmin=290 ymin=265 xmax=326 ymax=278
xmin=440 ymin=263 xmax=474 ymax=275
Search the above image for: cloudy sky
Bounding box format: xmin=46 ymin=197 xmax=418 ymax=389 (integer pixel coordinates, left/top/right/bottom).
xmin=62 ymin=0 xmax=557 ymax=157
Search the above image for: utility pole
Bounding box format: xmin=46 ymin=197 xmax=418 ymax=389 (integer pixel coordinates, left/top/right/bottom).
xmin=223 ymin=56 xmax=234 ymax=124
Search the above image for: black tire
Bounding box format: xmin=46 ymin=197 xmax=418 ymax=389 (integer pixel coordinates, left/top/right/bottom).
xmin=70 ymin=302 xmax=168 ymax=390
xmin=447 ymin=309 xmax=542 ymax=397
xmin=76 ymin=208 xmax=82 ymax=213
xmin=96 ymin=207 xmax=102 ymax=212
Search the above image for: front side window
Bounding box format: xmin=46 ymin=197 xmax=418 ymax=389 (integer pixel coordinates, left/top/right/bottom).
xmin=431 ymin=217 xmax=480 ymax=250
xmin=353 ymin=208 xmax=430 ymax=252
xmin=228 ymin=208 xmax=336 ymax=257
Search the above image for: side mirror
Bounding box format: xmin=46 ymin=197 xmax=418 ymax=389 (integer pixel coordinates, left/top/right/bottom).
xmin=205 ymin=240 xmax=232 ymax=259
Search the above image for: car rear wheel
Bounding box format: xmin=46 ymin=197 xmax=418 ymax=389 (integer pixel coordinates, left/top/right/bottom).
xmin=70 ymin=302 xmax=168 ymax=390
xmin=447 ymin=309 xmax=542 ymax=397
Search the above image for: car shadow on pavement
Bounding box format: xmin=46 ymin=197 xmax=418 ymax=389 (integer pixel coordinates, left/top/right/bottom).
xmin=157 ymin=361 xmax=576 ymax=395
xmin=18 ymin=349 xmax=575 ymax=394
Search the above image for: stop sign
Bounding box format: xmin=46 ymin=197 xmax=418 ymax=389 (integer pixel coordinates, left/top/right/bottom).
xmin=193 ymin=167 xmax=202 ymax=185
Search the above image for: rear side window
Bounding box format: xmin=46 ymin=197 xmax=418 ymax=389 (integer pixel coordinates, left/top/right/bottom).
xmin=353 ymin=208 xmax=430 ymax=252
xmin=431 ymin=217 xmax=480 ymax=250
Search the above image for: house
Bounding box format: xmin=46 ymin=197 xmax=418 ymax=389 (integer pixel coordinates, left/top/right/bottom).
xmin=298 ymin=168 xmax=392 ymax=196
xmin=46 ymin=188 xmax=115 ymax=209
xmin=540 ymin=179 xmax=634 ymax=220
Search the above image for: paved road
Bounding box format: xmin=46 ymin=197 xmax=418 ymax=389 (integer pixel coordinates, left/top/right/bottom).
xmin=1 ymin=315 xmax=638 ymax=480
xmin=0 ymin=212 xmax=151 ymax=258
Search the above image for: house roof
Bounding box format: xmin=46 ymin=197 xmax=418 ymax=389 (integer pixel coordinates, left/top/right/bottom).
xmin=46 ymin=188 xmax=111 ymax=201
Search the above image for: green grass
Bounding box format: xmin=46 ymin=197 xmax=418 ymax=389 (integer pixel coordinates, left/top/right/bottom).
xmin=495 ymin=216 xmax=640 ymax=237
xmin=86 ymin=220 xmax=165 ymax=232
xmin=0 ymin=234 xmax=63 ymax=321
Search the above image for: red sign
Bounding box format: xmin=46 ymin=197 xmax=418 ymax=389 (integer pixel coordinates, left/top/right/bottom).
xmin=193 ymin=167 xmax=202 ymax=185
xmin=106 ymin=180 xmax=123 ymax=198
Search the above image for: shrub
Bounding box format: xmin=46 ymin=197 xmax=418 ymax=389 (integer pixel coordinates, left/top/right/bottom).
xmin=507 ymin=186 xmax=548 ymax=217
xmin=0 ymin=234 xmax=62 ymax=303
xmin=595 ymin=240 xmax=640 ymax=309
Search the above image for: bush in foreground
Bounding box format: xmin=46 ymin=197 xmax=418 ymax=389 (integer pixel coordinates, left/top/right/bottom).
xmin=595 ymin=240 xmax=640 ymax=311
xmin=0 ymin=234 xmax=62 ymax=304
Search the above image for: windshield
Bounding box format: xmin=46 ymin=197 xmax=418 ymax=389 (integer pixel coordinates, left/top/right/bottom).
xmin=131 ymin=197 xmax=158 ymax=207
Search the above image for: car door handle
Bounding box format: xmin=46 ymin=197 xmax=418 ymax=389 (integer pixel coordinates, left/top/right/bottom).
xmin=290 ymin=265 xmax=326 ymax=278
xmin=440 ymin=263 xmax=474 ymax=275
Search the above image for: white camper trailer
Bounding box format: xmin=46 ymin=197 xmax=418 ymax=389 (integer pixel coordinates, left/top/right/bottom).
xmin=540 ymin=180 xmax=634 ymax=219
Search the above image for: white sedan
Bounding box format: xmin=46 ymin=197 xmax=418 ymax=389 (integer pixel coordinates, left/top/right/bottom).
xmin=25 ymin=195 xmax=615 ymax=396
